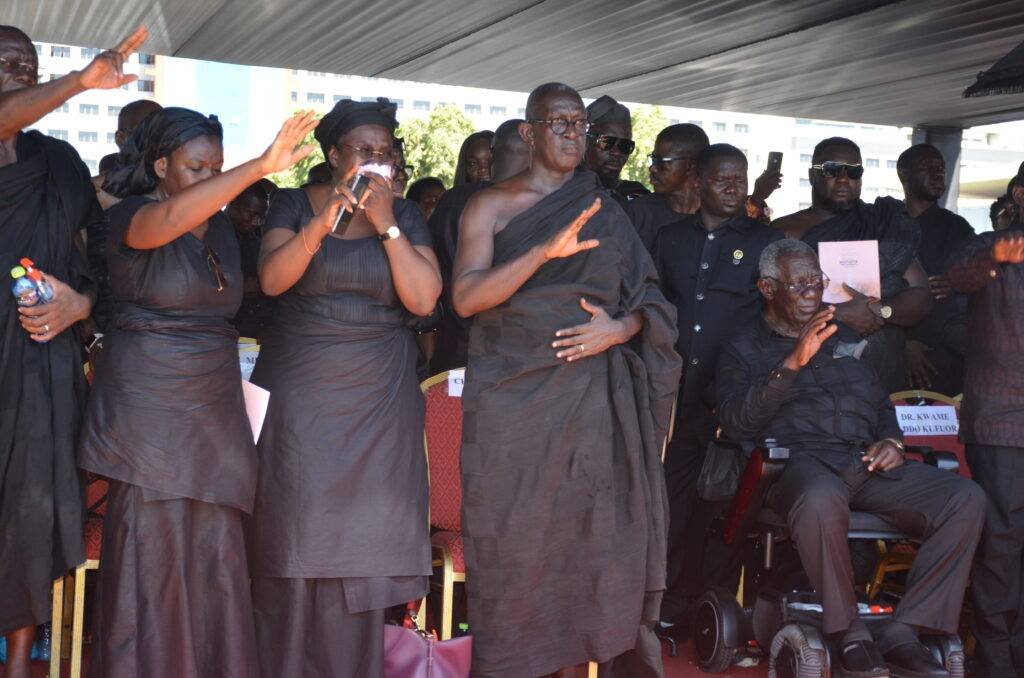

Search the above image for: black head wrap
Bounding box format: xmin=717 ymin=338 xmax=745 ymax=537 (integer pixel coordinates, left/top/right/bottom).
xmin=314 ymin=97 xmax=398 ymax=158
xmin=103 ymin=107 xmax=223 ymax=198
xmin=586 ymin=95 xmax=631 ymax=126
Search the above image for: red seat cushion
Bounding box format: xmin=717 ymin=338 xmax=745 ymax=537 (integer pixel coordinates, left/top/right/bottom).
xmin=84 ymin=517 xmax=103 ymax=561
xmin=423 ymin=378 xmax=463 ymax=532
xmin=431 ymin=530 xmax=465 ymax=574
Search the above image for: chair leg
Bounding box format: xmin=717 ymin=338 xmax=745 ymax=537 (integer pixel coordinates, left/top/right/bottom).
xmin=588 ymin=661 xmax=598 ymax=677
xmin=417 ymin=596 xmax=428 ymax=632
xmin=441 ymin=557 xmax=455 ymax=640
xmin=50 ymin=575 xmax=65 ymax=678
xmin=70 ymin=565 xmax=87 ymax=678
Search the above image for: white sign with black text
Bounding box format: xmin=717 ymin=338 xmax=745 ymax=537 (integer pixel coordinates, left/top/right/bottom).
xmin=895 ymin=405 xmax=959 ymax=436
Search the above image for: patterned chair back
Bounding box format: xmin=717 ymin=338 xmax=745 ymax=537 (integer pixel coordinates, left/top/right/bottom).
xmin=421 ymin=370 xmax=465 ymax=532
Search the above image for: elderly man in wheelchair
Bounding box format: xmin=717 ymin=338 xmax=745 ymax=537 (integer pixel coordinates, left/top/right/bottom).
xmin=698 ymin=239 xmax=985 ymax=678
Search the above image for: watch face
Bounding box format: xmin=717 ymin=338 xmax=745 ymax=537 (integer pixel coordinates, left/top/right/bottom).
xmin=879 ymin=305 xmax=893 ymax=319
xmin=387 ymin=225 xmax=401 ymax=239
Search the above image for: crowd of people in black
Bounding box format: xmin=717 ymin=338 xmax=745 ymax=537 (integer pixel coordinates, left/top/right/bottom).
xmin=3 ymin=22 xmax=1024 ymax=678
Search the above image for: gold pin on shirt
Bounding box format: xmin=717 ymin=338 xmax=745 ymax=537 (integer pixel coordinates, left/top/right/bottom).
xmin=732 ymin=249 xmax=744 ymax=264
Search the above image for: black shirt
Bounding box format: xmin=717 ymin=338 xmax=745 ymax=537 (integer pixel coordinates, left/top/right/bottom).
xmin=653 ymin=212 xmax=783 ymax=405
xmin=946 ymin=226 xmax=1024 ymax=447
xmin=716 ymin=316 xmax=902 ymax=473
xmin=624 ymin=193 xmax=686 ymax=252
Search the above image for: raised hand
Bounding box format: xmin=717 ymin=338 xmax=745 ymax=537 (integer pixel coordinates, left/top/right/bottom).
xmin=834 ymin=283 xmax=884 ymax=336
xmin=992 ymin=234 xmax=1024 ymax=265
xmin=77 ymin=26 xmax=148 ymax=90
xmin=542 ymin=197 xmax=601 ymax=261
xmin=259 ymin=111 xmax=318 ymax=175
xmin=783 ymin=306 xmax=837 ymax=371
xmin=552 ymin=297 xmax=629 ymax=362
xmin=752 ymin=167 xmax=782 ymax=204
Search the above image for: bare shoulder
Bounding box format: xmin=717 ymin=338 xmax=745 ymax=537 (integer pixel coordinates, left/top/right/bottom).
xmin=771 ymin=209 xmax=816 ymax=239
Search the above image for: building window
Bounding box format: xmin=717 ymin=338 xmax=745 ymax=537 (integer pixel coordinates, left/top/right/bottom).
xmin=688 ymin=120 xmax=702 ymax=127
xmin=490 ymin=105 xmax=506 ymax=117
xmin=33 ymin=43 xmax=42 ymax=55
xmin=796 ymin=118 xmax=812 ymax=125
xmin=734 ymin=123 xmax=749 ymax=134
xmin=107 ymin=105 xmax=122 ymax=117
xmin=413 ymin=100 xmax=431 ymax=112
xmin=307 ymin=92 xmax=325 ymax=104
xmin=712 ymin=122 xmax=726 ymax=132
xmin=55 ymin=102 xmax=69 ymax=114
xmin=799 ymin=178 xmax=810 ymax=187
xmin=107 ymin=132 xmax=117 ymax=144
xmin=138 ymin=53 xmax=156 ymax=65
xmin=886 ymin=159 xmax=898 ymax=169
xmin=81 ymin=47 xmax=101 ymax=59
xmin=137 ymin=80 xmax=155 ymax=92
xmin=361 ymin=96 xmax=377 ymax=103
xmin=866 ymin=158 xmax=879 ymax=168
xmin=669 ymin=119 xmax=679 ymax=125
xmin=78 ymin=131 xmax=98 ymax=143
xmin=79 ymin=104 xmax=99 ymax=115
xmin=465 ymin=104 xmax=482 ymax=115
xmin=48 ymin=129 xmax=69 ymax=141
xmin=83 ymin=158 xmax=98 ymax=173
xmin=334 ymin=94 xmax=350 ymax=103
xmin=51 ymin=45 xmax=71 ymax=58
xmin=799 ymin=154 xmax=812 ymax=164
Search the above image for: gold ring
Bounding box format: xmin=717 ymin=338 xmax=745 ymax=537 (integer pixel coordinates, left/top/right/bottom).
xmin=578 ymin=344 xmax=585 ymax=353
xmin=44 ymin=324 xmax=49 ymax=333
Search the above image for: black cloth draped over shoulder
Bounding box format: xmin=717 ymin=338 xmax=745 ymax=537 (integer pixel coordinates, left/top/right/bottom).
xmin=78 ymin=195 xmax=256 ymax=512
xmin=461 ymin=170 xmax=681 ymax=676
xmin=248 ymin=189 xmax=432 ymax=600
xmin=799 ymin=196 xmax=921 ymax=393
xmin=0 ymin=131 xmax=99 ymax=633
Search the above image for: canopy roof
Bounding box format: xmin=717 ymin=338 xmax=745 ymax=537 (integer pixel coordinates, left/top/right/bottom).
xmin=6 ymin=0 xmax=1024 ymax=128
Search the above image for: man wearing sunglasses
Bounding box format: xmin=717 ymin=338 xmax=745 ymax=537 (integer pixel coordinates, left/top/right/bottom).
xmin=0 ymin=22 xmax=150 ymax=677
xmin=897 ymin=144 xmax=974 ymax=396
xmin=624 ymin=123 xmax=709 ymax=251
xmin=651 ymin=143 xmax=783 ymax=639
xmin=772 ymin=137 xmax=932 ymax=393
xmin=583 ymin=94 xmax=647 ymax=206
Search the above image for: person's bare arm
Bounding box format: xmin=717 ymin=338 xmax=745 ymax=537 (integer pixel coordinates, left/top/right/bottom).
xmin=880 ymin=259 xmax=933 ymax=327
xmin=125 ymin=112 xmax=316 ymax=250
xmin=452 ymin=195 xmax=602 ymax=317
xmin=0 ymin=26 xmax=147 ymax=140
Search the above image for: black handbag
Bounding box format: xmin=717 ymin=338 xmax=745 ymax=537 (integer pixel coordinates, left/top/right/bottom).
xmin=697 ymin=434 xmax=750 ymax=502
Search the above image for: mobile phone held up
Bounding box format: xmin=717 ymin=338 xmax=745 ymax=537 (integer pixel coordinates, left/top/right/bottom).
xmin=332 ymin=163 xmax=394 ymax=234
xmin=767 ymin=151 xmax=783 ymax=173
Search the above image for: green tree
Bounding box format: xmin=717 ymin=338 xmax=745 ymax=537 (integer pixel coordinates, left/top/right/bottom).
xmin=268 ymin=127 xmax=324 ymax=189
xmin=399 ymin=104 xmax=476 ymax=187
xmin=621 ymin=104 xmax=668 ymax=190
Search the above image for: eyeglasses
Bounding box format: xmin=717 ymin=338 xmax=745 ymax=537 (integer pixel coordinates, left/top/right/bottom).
xmin=336 ymin=143 xmax=394 ymax=164
xmin=589 ymin=134 xmax=636 ymax=155
xmin=205 ymin=245 xmax=227 ymax=292
xmin=811 ymin=161 xmax=864 ymax=180
xmin=648 ymin=153 xmax=690 ymax=170
xmin=765 ymin=274 xmax=830 ymax=296
xmin=529 ymin=118 xmax=590 ymax=135
xmin=0 ymin=56 xmax=39 ymax=79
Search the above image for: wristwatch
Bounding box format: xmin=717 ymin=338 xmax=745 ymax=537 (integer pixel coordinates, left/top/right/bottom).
xmin=378 ymin=225 xmax=402 ymax=242
xmin=877 ymin=304 xmax=893 ymax=319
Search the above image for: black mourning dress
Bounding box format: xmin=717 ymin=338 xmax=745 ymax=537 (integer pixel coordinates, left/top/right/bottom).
xmin=79 ymin=196 xmax=258 ymax=678
xmin=249 ymin=189 xmax=431 ymax=678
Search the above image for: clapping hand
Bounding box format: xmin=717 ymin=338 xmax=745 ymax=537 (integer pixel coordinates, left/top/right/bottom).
xmin=992 ymin=234 xmax=1024 ymax=265
xmin=77 ymin=26 xmax=148 ymax=90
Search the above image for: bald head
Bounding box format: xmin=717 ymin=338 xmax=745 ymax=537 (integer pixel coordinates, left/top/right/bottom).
xmin=524 ymin=82 xmax=582 ymax=120
xmin=116 ymin=99 xmax=162 ymax=149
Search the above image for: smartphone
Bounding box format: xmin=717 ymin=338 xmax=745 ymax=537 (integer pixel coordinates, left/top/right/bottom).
xmin=767 ymin=151 xmax=783 ymax=173
xmin=332 ymin=163 xmax=395 ymax=234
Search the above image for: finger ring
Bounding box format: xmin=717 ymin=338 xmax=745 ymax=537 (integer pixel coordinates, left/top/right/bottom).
xmin=44 ymin=324 xmax=49 ymax=333
xmin=578 ymin=344 xmax=585 ymax=353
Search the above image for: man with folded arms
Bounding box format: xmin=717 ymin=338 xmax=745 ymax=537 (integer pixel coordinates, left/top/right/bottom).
xmin=716 ymin=238 xmax=984 ymax=678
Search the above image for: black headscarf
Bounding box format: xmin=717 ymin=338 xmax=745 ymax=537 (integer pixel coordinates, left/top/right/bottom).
xmin=103 ymin=107 xmax=223 ymax=198
xmin=314 ymin=97 xmax=398 ymax=158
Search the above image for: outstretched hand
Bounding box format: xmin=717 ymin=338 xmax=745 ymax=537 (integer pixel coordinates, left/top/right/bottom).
xmin=783 ymin=306 xmax=837 ymax=371
xmin=77 ymin=26 xmax=148 ymax=90
xmin=542 ymin=197 xmax=601 ymax=261
xmin=259 ymin=111 xmax=318 ymax=175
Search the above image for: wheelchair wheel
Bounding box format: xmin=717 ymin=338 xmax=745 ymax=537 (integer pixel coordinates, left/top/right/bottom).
xmin=920 ymin=634 xmax=965 ymax=678
xmin=768 ymin=623 xmax=826 ymax=678
xmin=693 ymin=588 xmax=744 ymax=673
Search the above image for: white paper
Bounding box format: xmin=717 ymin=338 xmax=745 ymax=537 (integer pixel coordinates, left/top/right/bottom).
xmin=818 ymin=240 xmax=881 ymax=304
xmin=447 ymin=368 xmax=465 ymax=398
xmin=242 ymin=380 xmax=270 ymax=443
xmin=895 ymin=405 xmax=959 ymax=436
xmin=239 ymin=342 xmax=260 ymax=382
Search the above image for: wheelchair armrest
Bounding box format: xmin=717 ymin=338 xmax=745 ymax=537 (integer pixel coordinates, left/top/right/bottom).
xmin=906 ymin=445 xmax=960 ymax=474
xmin=722 ymin=438 xmax=789 ymax=545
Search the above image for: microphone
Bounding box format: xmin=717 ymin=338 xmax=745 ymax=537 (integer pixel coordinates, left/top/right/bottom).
xmin=333 ymin=163 xmax=394 ymax=234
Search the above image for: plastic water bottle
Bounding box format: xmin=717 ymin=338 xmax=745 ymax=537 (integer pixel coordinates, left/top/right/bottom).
xmin=10 ymin=266 xmax=40 ymax=306
xmin=20 ymin=258 xmax=54 ymax=303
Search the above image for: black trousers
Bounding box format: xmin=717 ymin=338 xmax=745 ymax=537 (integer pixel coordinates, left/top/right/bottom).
xmin=967 ymin=445 xmax=1024 ymax=678
xmin=660 ymin=402 xmax=742 ymax=624
xmin=767 ymin=455 xmax=985 ymax=636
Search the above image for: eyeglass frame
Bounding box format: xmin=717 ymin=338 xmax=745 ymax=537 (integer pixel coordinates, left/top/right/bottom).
xmin=528 ymin=118 xmax=591 ymax=136
xmin=205 ymin=245 xmax=227 ymax=292
xmin=335 ymin=143 xmax=395 ymax=164
xmin=810 ymin=161 xmax=864 ymax=180
xmin=763 ymin=274 xmax=831 ymax=296
xmin=588 ymin=133 xmax=636 ymax=155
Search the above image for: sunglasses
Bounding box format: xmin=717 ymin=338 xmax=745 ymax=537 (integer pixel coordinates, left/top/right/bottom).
xmin=765 ymin=274 xmax=830 ymax=296
xmin=811 ymin=161 xmax=864 ymax=180
xmin=529 ymin=118 xmax=590 ymax=136
xmin=589 ymin=134 xmax=636 ymax=155
xmin=648 ymin=153 xmax=690 ymax=170
xmin=205 ymin=245 xmax=227 ymax=292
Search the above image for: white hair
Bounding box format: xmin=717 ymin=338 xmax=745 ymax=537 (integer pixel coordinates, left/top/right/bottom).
xmin=759 ymin=239 xmax=818 ymax=278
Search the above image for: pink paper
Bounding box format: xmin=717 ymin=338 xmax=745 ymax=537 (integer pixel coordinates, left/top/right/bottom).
xmin=242 ymin=380 xmax=270 ymax=443
xmin=817 ymin=240 xmax=881 ymax=303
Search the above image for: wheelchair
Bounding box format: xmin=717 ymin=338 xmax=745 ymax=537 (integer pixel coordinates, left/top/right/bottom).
xmin=691 ymin=439 xmax=966 ymax=678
